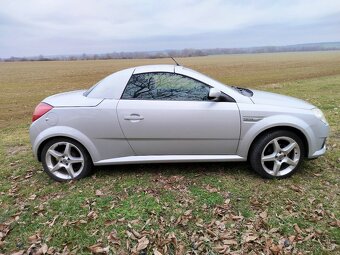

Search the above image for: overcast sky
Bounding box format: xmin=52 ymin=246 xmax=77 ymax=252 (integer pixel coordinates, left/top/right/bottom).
xmin=1 ymin=0 xmax=340 ymax=58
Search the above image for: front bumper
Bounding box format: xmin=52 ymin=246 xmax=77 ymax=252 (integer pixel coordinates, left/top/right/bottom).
xmin=309 ymin=142 xmax=327 ymax=159
xmin=306 ymin=120 xmax=329 ymax=159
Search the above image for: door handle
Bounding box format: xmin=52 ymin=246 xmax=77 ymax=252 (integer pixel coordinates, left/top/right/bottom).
xmin=124 ymin=114 xmax=144 ymax=121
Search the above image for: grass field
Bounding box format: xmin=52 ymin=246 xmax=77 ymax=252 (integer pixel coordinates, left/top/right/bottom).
xmin=0 ymin=51 xmax=339 ymax=254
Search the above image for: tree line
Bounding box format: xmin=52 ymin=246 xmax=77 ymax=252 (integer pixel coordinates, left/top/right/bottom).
xmin=2 ymin=43 xmax=340 ymax=62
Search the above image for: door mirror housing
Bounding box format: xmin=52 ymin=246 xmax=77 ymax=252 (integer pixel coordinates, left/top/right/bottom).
xmin=209 ymin=88 xmax=222 ymax=100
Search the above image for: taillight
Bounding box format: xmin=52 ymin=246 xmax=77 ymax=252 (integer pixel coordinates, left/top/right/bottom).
xmin=32 ymin=102 xmax=53 ymax=122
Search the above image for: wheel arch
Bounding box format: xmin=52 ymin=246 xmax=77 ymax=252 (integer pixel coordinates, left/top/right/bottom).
xmin=32 ymin=126 xmax=100 ymax=163
xmin=237 ymin=114 xmax=313 ymax=159
xmin=247 ymin=126 xmax=309 ymax=160
xmin=37 ymin=136 xmax=93 ymax=162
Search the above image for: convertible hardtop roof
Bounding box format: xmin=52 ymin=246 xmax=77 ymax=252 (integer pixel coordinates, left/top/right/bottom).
xmin=133 ymin=65 xmax=207 ymax=80
xmin=134 ymin=64 xmax=176 ymax=74
xmin=85 ymin=64 xmax=252 ymax=103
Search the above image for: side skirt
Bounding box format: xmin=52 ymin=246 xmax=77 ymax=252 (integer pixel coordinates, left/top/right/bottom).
xmin=94 ymin=155 xmax=246 ymax=166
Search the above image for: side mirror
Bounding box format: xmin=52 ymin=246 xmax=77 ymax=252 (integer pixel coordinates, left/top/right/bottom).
xmin=209 ymin=88 xmax=222 ymax=100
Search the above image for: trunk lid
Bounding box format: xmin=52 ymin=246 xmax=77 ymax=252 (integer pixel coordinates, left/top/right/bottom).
xmin=43 ymin=90 xmax=103 ymax=107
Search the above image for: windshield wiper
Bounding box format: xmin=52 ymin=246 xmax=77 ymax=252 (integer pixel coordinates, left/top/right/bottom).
xmin=231 ymin=86 xmax=253 ymax=97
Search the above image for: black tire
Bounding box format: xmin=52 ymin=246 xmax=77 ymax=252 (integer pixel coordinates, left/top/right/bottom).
xmin=249 ymin=130 xmax=305 ymax=179
xmin=41 ymin=137 xmax=93 ymax=182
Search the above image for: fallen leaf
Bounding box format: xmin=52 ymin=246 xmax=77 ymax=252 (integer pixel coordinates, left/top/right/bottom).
xmin=104 ymin=219 xmax=116 ymax=226
xmin=28 ymin=194 xmax=37 ymax=200
xmin=224 ymin=199 xmax=230 ymax=205
xmin=303 ymin=233 xmax=315 ymax=241
xmin=205 ymin=185 xmax=218 ymax=193
xmin=207 ymin=229 xmax=217 ymax=237
xmin=107 ymin=229 xmax=120 ymax=245
xmin=231 ymin=215 xmax=244 ymax=221
xmin=88 ymin=243 xmax=109 ymax=254
xmin=153 ymin=248 xmax=163 ymax=255
xmin=293 ymin=223 xmax=302 ymax=234
xmin=167 ymin=232 xmax=177 ymax=246
xmin=184 ymin=210 xmax=192 ymax=216
xmin=243 ymin=234 xmax=258 ymax=243
xmin=131 ymin=229 xmax=141 ymax=239
xmin=95 ymin=190 xmax=104 ymax=197
xmin=0 ymin=224 xmax=10 ymax=241
xmin=214 ymin=245 xmax=229 ymax=254
xmin=48 ymin=215 xmax=59 ymax=227
xmin=136 ymin=236 xmax=149 ymax=252
xmin=290 ymin=185 xmax=302 ymax=193
xmin=61 ymin=245 xmax=70 ymax=255
xmin=259 ymin=210 xmax=268 ymax=219
xmin=47 ymin=247 xmax=56 ymax=254
xmin=141 ymin=219 xmax=151 ymax=231
xmin=130 ymin=219 xmax=140 ymax=225
xmin=37 ymin=243 xmax=48 ymax=254
xmin=270 ymin=244 xmax=283 ymax=254
xmin=329 ymin=220 xmax=340 ymax=227
xmin=28 ymin=233 xmax=41 ymax=244
xmin=126 ymin=230 xmax=137 ymax=240
xmin=269 ymin=228 xmax=279 ymax=234
xmin=223 ymin=239 xmax=238 ymax=245
xmin=308 ymin=197 xmax=316 ymax=204
xmin=11 ymin=250 xmax=25 ymax=255
xmin=288 ymin=235 xmax=296 ymax=243
xmin=87 ymin=211 xmax=98 ymax=220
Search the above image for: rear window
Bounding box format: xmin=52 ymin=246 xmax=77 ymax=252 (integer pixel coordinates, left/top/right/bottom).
xmin=85 ymin=68 xmax=134 ymax=99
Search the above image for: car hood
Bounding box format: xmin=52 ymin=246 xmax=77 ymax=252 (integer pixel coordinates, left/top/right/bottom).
xmin=43 ymin=90 xmax=103 ymax=107
xmin=250 ymin=89 xmax=315 ymax=109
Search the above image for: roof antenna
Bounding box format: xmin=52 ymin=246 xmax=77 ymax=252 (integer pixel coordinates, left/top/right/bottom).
xmin=170 ymin=56 xmax=180 ymax=66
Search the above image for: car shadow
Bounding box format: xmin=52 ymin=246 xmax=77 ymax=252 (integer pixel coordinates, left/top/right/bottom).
xmin=93 ymin=161 xmax=256 ymax=179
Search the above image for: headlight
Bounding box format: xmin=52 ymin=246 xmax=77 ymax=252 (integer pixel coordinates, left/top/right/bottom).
xmin=312 ymin=108 xmax=328 ymax=124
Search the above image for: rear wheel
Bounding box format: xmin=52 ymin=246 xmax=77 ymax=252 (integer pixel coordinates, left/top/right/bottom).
xmin=41 ymin=138 xmax=93 ymax=181
xmin=249 ymin=130 xmax=304 ymax=178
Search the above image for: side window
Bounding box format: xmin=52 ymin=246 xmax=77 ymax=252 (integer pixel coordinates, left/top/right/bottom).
xmin=121 ymin=72 xmax=210 ymax=101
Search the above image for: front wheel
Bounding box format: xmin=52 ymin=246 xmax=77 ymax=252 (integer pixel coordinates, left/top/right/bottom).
xmin=41 ymin=138 xmax=93 ymax=181
xmin=249 ymin=130 xmax=305 ymax=178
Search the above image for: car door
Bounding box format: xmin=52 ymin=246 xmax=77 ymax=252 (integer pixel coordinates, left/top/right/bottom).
xmin=116 ymin=72 xmax=240 ymax=155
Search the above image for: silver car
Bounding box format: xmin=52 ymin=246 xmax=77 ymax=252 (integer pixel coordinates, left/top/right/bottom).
xmin=30 ymin=65 xmax=329 ymax=181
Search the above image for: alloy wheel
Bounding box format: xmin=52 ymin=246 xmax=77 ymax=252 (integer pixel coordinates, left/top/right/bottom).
xmin=261 ymin=136 xmax=301 ymax=177
xmin=45 ymin=142 xmax=84 ymax=180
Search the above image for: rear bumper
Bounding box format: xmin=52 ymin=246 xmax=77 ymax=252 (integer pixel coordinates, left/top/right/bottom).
xmin=30 ymin=121 xmax=42 ymax=160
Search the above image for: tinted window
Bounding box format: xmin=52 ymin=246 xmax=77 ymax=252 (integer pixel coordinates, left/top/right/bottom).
xmin=121 ymin=72 xmax=210 ymax=101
